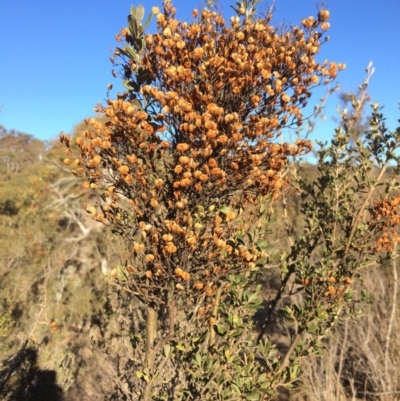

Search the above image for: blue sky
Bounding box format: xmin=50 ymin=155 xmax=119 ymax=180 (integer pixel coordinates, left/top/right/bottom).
xmin=1 ymin=0 xmax=399 ymax=142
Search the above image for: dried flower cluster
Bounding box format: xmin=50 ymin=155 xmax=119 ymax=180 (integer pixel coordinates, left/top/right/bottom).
xmin=301 ymin=269 xmax=353 ymax=301
xmin=369 ymin=195 xmax=400 ymax=252
xmin=60 ymin=1 xmax=343 ymax=306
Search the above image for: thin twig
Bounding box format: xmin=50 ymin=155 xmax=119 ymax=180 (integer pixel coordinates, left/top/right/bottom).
xmin=209 ymin=284 xmax=223 ymax=349
xmin=108 ymin=362 xmax=135 ymax=399
xmin=275 ymin=332 xmax=301 ymax=375
xmin=282 ymin=189 xmax=294 ymax=248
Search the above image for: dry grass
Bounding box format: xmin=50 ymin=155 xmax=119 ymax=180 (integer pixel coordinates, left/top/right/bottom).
xmin=288 ymin=252 xmax=400 ymax=401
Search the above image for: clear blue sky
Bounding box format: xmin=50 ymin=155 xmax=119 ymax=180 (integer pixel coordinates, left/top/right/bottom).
xmin=1 ymin=0 xmax=399 ymax=142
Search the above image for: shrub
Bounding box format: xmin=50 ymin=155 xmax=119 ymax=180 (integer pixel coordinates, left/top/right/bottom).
xmin=60 ymin=1 xmax=400 ymax=400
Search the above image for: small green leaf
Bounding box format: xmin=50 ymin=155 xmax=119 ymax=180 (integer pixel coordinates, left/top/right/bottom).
xmin=231 ymin=382 xmax=241 ymax=394
xmin=124 ymin=45 xmax=139 ymax=61
xmin=131 ymin=99 xmax=142 ymax=109
xmin=176 ymin=344 xmax=185 ymax=351
xmin=234 ymin=376 xmax=242 ymax=388
xmin=135 ymin=370 xmax=149 ymax=382
xmin=214 ymin=325 xmax=226 ymax=336
xmin=260 ymin=381 xmax=271 ymax=389
xmin=134 ymin=37 xmax=143 ymax=51
xmin=135 ymin=4 xmax=145 ymax=22
xmin=219 ymin=206 xmax=231 ymax=214
xmin=246 ymin=391 xmax=260 ymax=400
xmin=122 ymin=80 xmax=140 ymax=92
xmin=206 ymin=356 xmax=215 ymax=371
xmin=115 ymin=46 xmax=139 ymax=61
xmin=163 ymin=343 xmax=171 ymax=358
xmin=128 ymin=15 xmax=138 ymax=38
xmin=256 ymin=258 xmax=267 ymax=267
xmin=256 ymin=241 xmax=270 ymax=250
xmin=289 ymin=364 xmax=299 ymax=381
xmin=258 ymin=373 xmax=267 ymax=383
xmin=316 ymin=307 xmax=327 ymax=318
xmin=224 ymin=349 xmax=230 ymax=359
xmin=247 ymin=292 xmax=259 ymax=304
xmin=142 ymin=10 xmax=153 ymax=30
xmin=130 ymin=5 xmax=137 ymax=18
xmin=307 ymin=323 xmax=318 ymax=334
xmin=195 ymin=352 xmax=202 ymax=366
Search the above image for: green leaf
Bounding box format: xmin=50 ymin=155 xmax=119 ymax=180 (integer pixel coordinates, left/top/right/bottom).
xmin=247 ymin=292 xmax=259 ymax=304
xmin=256 ymin=241 xmax=270 ymax=250
xmin=219 ymin=206 xmax=231 ymax=214
xmin=256 ymin=258 xmax=268 ymax=267
xmin=124 ymin=45 xmax=139 ymax=61
xmin=217 ymin=373 xmax=226 ymax=384
xmin=206 ymin=356 xmax=214 ymax=371
xmin=258 ymin=373 xmax=267 ymax=383
xmin=224 ymin=349 xmax=231 ymax=360
xmin=130 ymin=5 xmax=137 ymax=18
xmin=128 ymin=15 xmax=138 ymax=38
xmin=306 ymin=323 xmax=318 ymax=334
xmin=142 ymin=10 xmax=153 ymax=30
xmin=115 ymin=46 xmax=139 ymax=61
xmin=214 ymin=325 xmax=226 ymax=336
xmin=231 ymin=382 xmax=241 ymax=394
xmin=122 ymin=80 xmax=140 ymax=92
xmin=176 ymin=343 xmax=185 ymax=351
xmin=131 ymin=99 xmax=142 ymax=109
xmin=135 ymin=370 xmax=149 ymax=382
xmin=234 ymin=376 xmax=242 ymax=388
xmin=135 ymin=4 xmax=145 ymax=23
xmin=289 ymin=364 xmax=300 ymax=381
xmin=316 ymin=307 xmax=327 ymax=318
xmin=164 ymin=343 xmax=171 ymax=357
xmin=197 ymin=204 xmax=205 ymax=216
xmin=134 ymin=37 xmax=143 ymax=51
xmin=195 ymin=352 xmax=202 ymax=366
xmin=260 ymin=381 xmax=271 ymax=389
xmin=246 ymin=391 xmax=260 ymax=400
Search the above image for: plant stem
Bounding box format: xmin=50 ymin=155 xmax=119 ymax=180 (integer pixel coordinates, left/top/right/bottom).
xmin=276 ymin=332 xmax=301 ymax=375
xmin=145 ymin=305 xmax=158 ymax=369
xmin=209 ymin=284 xmax=223 ymax=349
xmin=143 ymin=305 xmax=158 ymax=401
